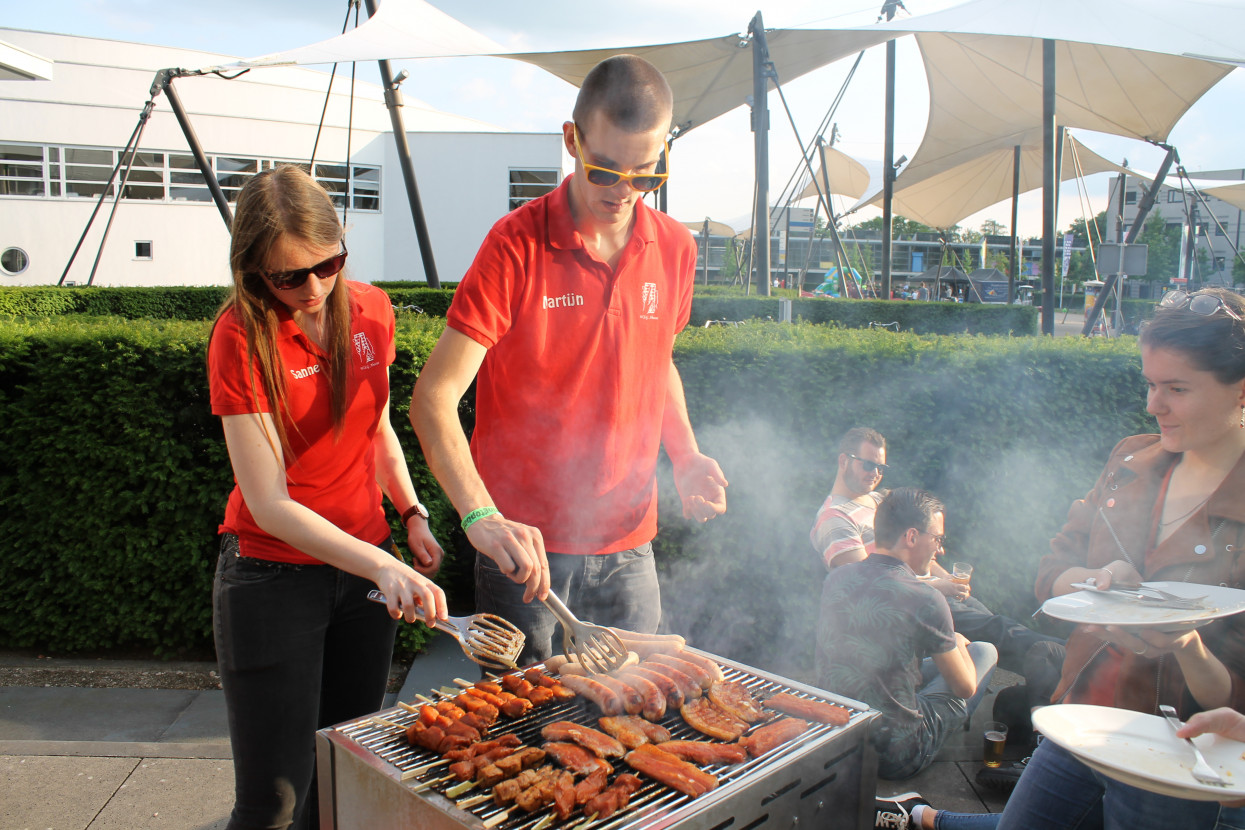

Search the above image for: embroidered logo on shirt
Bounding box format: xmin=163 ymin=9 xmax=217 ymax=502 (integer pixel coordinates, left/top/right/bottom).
xmin=542 ymin=293 xmax=585 ymax=310
xmin=353 ymin=332 xmax=379 ymax=369
xmin=640 ymin=282 xmax=659 ymax=319
xmin=290 ymin=364 xmax=321 ymax=380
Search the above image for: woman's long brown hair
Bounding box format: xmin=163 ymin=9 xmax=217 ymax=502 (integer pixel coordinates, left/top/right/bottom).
xmin=215 ymin=165 xmax=352 ymax=458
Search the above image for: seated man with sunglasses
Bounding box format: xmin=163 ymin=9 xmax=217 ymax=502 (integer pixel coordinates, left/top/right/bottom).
xmin=411 ymin=55 xmax=728 ymax=665
xmin=812 ymin=428 xmax=1064 ymax=778
xmin=817 ymin=487 xmax=997 ymax=782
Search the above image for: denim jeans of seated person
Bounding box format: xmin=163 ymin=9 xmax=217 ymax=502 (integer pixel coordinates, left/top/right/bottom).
xmin=931 ymin=739 xmax=1245 ymax=830
xmin=880 ymin=641 xmax=998 ymax=781
xmin=474 ymin=542 xmax=661 ymax=667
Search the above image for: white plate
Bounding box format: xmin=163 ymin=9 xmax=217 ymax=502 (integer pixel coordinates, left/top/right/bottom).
xmin=1039 ymin=581 xmax=1245 ymax=632
xmin=1033 ymin=704 xmax=1245 ymax=800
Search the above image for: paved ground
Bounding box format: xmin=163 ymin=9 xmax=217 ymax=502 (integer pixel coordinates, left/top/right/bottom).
xmin=1 ymin=639 xmax=1019 ymax=828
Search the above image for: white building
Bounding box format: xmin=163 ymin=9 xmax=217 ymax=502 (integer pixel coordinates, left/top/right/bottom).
xmin=1108 ymin=170 xmax=1245 ymax=287
xmin=0 ymin=29 xmax=564 ymax=286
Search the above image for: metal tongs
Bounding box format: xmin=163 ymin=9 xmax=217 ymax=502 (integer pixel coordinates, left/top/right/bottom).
xmin=1070 ymin=580 xmax=1208 ymax=610
xmin=366 ymin=590 xmax=525 ymax=669
xmin=541 ymin=588 xmax=629 ymax=675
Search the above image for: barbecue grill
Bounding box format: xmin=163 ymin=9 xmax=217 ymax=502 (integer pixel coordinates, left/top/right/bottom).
xmin=316 ymin=649 xmax=879 ymax=830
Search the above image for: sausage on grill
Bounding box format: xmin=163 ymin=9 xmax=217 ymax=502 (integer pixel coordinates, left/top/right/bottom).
xmin=559 ymin=674 xmax=624 ymax=716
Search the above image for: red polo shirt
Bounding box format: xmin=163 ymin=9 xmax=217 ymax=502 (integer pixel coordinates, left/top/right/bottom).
xmin=448 ymin=176 xmax=696 ymax=555
xmin=208 ymin=281 xmax=396 ymax=563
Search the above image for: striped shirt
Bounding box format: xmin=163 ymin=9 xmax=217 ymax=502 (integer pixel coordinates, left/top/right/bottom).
xmin=810 ymin=491 xmax=885 ymax=570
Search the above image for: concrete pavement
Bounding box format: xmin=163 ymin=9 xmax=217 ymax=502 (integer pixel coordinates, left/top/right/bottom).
xmin=1 ymin=640 xmax=1009 ymax=828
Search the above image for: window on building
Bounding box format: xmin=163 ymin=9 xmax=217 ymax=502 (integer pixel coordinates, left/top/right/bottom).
xmin=169 ymin=154 xmax=212 ymax=202
xmin=1215 ymin=221 xmax=1227 ymax=236
xmin=0 ymin=144 xmax=45 ymax=196
xmin=1 ymin=246 xmax=29 ymax=275
xmin=1166 ymin=190 xmax=1182 ymax=203
xmin=62 ymin=147 xmax=116 ymax=198
xmin=1125 ymin=191 xmax=1137 ymax=205
xmin=121 ymin=151 xmax=165 ymax=200
xmin=1216 ymin=256 xmax=1226 ymax=271
xmin=134 ymin=241 xmax=153 ymax=260
xmin=216 ymin=157 xmax=259 ymax=202
xmin=314 ymin=163 xmax=381 ymax=212
xmin=509 ymin=169 xmax=559 ymax=211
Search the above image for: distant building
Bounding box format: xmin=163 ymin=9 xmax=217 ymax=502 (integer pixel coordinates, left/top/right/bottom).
xmin=1109 ymin=171 xmax=1243 ymax=288
xmin=0 ymin=29 xmax=563 ymax=286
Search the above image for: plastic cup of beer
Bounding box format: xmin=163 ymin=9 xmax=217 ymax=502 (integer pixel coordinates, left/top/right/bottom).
xmin=952 ymin=562 xmax=973 ymax=586
xmin=983 ymin=721 xmax=1008 ymax=768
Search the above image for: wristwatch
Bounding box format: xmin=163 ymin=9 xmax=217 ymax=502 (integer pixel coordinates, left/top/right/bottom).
xmin=401 ymin=501 xmax=429 ymax=526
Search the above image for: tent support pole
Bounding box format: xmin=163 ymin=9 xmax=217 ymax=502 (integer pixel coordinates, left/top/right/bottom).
xmin=749 ymin=11 xmax=772 ymax=297
xmin=881 ymin=35 xmax=896 ymax=301
xmin=363 ymin=0 xmax=440 ymax=287
xmin=816 ymin=140 xmax=851 ymax=286
xmin=1008 ymin=144 xmax=1020 ymax=304
xmin=160 ymin=71 xmax=232 ymax=227
xmin=1040 ymin=39 xmax=1056 ymax=335
xmin=1081 ymin=145 xmax=1176 ymax=335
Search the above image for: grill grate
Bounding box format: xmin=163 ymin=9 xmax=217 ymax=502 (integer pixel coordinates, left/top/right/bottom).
xmin=331 ymin=658 xmax=871 ymax=830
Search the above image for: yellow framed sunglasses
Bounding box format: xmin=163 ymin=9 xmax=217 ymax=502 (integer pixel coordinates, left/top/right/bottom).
xmin=572 ymin=124 xmax=669 ymax=193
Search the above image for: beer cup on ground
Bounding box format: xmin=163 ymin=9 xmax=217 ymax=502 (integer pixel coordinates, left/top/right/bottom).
xmin=983 ymin=721 xmax=1008 ymax=768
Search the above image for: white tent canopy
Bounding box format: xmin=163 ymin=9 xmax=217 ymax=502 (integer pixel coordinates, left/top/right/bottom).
xmin=205 ymin=0 xmax=514 ymax=70
xmin=847 ymin=133 xmax=1126 ymax=229
xmin=794 ymin=144 xmax=873 ymax=203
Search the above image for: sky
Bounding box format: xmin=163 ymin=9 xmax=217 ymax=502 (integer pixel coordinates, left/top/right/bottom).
xmin=7 ymin=0 xmax=1245 ymax=237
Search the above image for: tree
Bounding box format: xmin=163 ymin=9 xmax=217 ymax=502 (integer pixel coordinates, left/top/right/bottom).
xmin=1134 ymin=214 xmax=1184 ymax=284
xmin=980 ymin=218 xmax=1008 ymax=237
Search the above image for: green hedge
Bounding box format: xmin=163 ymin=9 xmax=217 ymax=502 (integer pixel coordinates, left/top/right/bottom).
xmin=0 ymin=315 xmax=1149 ymax=680
xmin=2 ymin=286 xmax=1037 ymax=336
xmin=0 ymin=315 xmax=452 ymax=657
xmin=690 ymin=296 xmax=1038 ymax=336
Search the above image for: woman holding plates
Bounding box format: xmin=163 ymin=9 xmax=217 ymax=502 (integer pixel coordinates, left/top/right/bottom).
xmin=891 ymin=288 xmax=1245 ymax=830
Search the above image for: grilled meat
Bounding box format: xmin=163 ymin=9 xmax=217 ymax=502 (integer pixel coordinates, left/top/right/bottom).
xmin=615 ymin=669 xmax=667 ymax=722
xmin=627 ymin=665 xmax=684 ymax=709
xmin=583 ymin=773 xmax=644 ymax=820
xmin=624 ymin=744 xmax=719 ymax=797
xmin=680 ymin=696 xmax=748 ymax=741
xmin=656 ymin=739 xmax=748 ymax=765
xmin=543 ymin=742 xmax=613 ymax=775
xmin=707 ymin=681 xmax=765 ymax=723
xmin=741 ymin=717 xmax=810 ymax=757
xmin=763 ymin=692 xmax=851 ymax=725
xmin=598 ymin=715 xmax=655 ymax=750
xmin=649 ymin=653 xmax=715 ymax=690
xmin=558 ymin=675 xmax=625 ymax=716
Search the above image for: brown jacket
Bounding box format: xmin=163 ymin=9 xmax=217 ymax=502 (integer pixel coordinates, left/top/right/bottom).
xmin=1036 ymin=434 xmax=1245 ymax=716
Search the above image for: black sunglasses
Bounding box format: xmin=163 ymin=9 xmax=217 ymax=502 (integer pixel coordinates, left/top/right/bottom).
xmin=260 ymin=243 xmax=348 ymax=291
xmin=846 ymin=453 xmax=889 ymax=474
xmin=1158 ymin=289 xmax=1243 ymax=322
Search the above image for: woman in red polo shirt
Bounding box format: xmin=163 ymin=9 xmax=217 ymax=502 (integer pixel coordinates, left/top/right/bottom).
xmin=208 ymin=165 xmax=447 ymax=830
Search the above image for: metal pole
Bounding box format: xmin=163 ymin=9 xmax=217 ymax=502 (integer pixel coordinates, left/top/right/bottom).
xmin=160 ymin=72 xmax=232 ymax=227
xmin=1040 ymin=39 xmax=1056 ymax=335
xmin=749 ymin=12 xmax=772 ymax=297
xmin=362 ymin=0 xmax=440 ymax=287
xmin=881 ymin=36 xmax=896 ymax=301
xmin=1183 ymin=201 xmax=1199 ymax=288
xmin=1008 ymin=144 xmax=1020 ymax=304
xmin=817 ymin=141 xmax=851 ymax=281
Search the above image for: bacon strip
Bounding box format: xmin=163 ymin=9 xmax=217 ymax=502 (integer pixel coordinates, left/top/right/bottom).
xmin=625 ymin=744 xmax=719 ymax=797
xmin=541 ymin=721 xmax=625 ymax=758
xmin=763 ymin=693 xmax=851 ymax=725
xmin=656 ymin=739 xmax=748 ymax=765
xmin=598 ymin=715 xmax=654 ymax=750
xmin=542 ymin=742 xmax=613 ymax=775
xmin=741 ymin=717 xmax=810 ymax=757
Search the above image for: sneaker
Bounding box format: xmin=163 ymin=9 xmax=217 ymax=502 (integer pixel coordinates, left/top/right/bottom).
xmin=875 ymin=792 xmax=929 ymax=829
xmin=976 ymin=756 xmax=1029 ymax=792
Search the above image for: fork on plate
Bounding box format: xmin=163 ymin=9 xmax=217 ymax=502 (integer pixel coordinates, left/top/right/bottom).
xmin=1159 ymin=704 xmax=1229 ymax=787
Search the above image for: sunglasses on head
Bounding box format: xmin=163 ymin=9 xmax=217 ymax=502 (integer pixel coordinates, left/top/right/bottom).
xmin=573 ymin=124 xmax=670 ymax=193
xmin=260 ymin=242 xmax=348 ymax=291
xmin=1158 ymin=289 xmax=1243 ymax=322
xmin=846 ymin=453 xmax=889 ymax=474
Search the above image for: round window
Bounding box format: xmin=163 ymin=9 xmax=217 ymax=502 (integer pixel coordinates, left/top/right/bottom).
xmin=1 ymin=247 xmax=29 ymax=276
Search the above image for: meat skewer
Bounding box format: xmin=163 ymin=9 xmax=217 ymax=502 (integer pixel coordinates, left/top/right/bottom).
xmin=583 ymin=773 xmax=644 ymax=820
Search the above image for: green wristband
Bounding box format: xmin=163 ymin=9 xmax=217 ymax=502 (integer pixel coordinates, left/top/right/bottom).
xmin=461 ymin=506 xmax=500 ymax=532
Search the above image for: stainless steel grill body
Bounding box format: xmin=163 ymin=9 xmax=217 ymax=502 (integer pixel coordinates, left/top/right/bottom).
xmin=317 ymin=651 xmax=879 ymax=830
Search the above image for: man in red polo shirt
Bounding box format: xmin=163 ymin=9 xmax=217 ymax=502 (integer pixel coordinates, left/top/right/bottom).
xmin=411 ymin=54 xmax=727 ymax=663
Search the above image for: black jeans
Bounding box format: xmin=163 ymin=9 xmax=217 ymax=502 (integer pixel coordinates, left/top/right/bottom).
xmin=214 ymin=534 xmax=398 ymax=830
